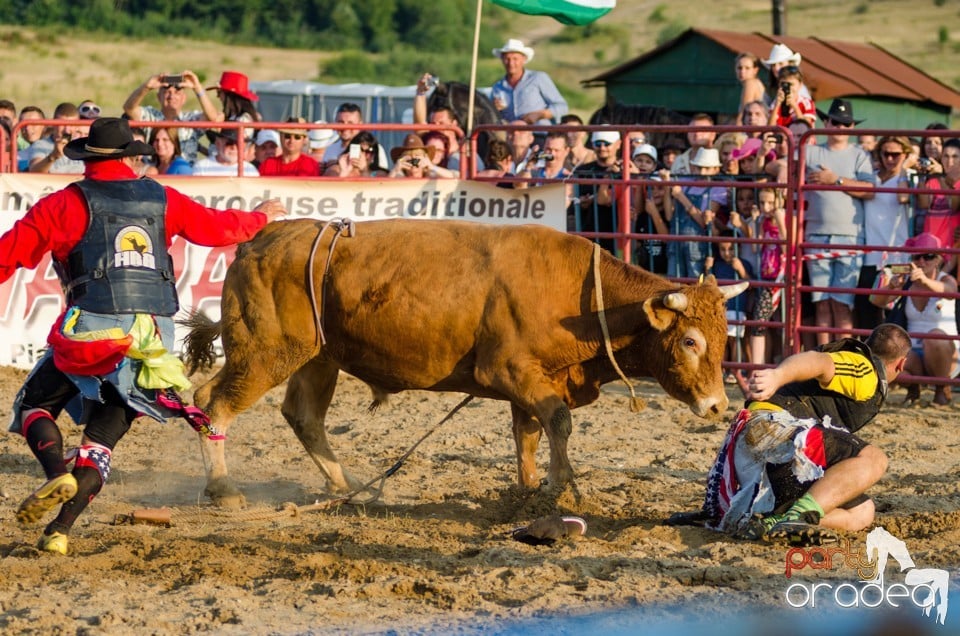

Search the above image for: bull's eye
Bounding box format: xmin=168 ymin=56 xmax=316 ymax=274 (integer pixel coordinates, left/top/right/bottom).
xmin=684 ymin=337 xmax=696 ymax=348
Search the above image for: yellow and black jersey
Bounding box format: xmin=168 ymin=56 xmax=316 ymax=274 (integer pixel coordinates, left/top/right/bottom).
xmin=748 ymin=338 xmax=886 ymax=433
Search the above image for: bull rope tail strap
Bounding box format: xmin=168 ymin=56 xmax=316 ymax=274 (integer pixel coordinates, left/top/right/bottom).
xmin=307 ymin=218 xmax=354 ymax=348
xmin=334 ymin=393 xmax=475 ymax=506
xmin=115 ymin=394 xmax=475 ymax=526
xmin=593 ymin=243 xmax=644 ymax=413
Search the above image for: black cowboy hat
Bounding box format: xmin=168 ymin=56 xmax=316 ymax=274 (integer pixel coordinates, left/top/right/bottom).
xmin=64 ymin=117 xmax=155 ymax=160
xmin=815 ymin=98 xmax=865 ymax=126
xmin=204 ymin=127 xmax=254 ymax=145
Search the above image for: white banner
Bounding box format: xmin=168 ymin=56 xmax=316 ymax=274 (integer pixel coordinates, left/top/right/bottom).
xmin=0 ymin=175 xmax=566 ymax=369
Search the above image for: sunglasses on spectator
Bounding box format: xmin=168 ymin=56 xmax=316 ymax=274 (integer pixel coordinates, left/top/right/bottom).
xmin=827 ymin=119 xmax=853 ymax=128
xmin=911 ymin=253 xmax=938 ymax=262
xmin=593 ymin=140 xmax=613 ymax=147
xmin=281 ymin=133 xmax=305 ymax=140
xmin=161 ymin=85 xmax=184 ymax=91
xmin=881 ymin=151 xmax=903 ymax=159
xmin=79 ymin=104 xmax=101 ymax=117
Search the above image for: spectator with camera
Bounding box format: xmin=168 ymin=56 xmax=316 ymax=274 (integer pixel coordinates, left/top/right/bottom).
xmin=869 ymin=232 xmax=958 ymax=406
xmin=761 ymin=43 xmax=811 ymax=103
xmin=27 ymin=102 xmax=86 ymax=174
xmin=323 ymin=131 xmax=386 ymax=178
xmin=769 ymin=65 xmax=816 ymax=132
xmin=412 ymin=74 xmax=477 ymax=173
xmin=917 ymin=139 xmax=960 ymax=267
xmin=387 ymin=134 xmax=455 ymax=179
xmin=515 ymin=131 xmax=572 ymax=196
xmin=123 ymin=70 xmax=219 ymax=164
xmin=320 ymin=103 xmax=390 ymax=170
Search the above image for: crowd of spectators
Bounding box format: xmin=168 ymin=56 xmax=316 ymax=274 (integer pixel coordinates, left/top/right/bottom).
xmin=1 ymin=38 xmax=958 ymax=401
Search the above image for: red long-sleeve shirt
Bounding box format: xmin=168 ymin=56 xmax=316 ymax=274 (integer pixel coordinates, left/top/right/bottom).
xmin=0 ymin=160 xmax=269 ymax=284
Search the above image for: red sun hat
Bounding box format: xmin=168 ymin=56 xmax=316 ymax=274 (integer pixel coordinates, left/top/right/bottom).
xmin=207 ymin=71 xmax=258 ymax=101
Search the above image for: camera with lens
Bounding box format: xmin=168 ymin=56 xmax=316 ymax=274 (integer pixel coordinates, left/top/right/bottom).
xmin=919 ymin=158 xmax=933 ymax=172
xmin=536 ymin=152 xmax=555 ymax=162
xmin=424 ymin=75 xmax=438 ymax=90
xmin=780 ymin=81 xmax=791 ymax=95
xmin=409 ymin=157 xmax=421 ymax=167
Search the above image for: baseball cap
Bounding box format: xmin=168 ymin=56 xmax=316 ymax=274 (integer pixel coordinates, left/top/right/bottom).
xmin=591 ymin=129 xmax=621 ymax=146
xmin=255 ymin=129 xmax=280 ymax=146
xmin=632 ymin=143 xmax=658 ymax=162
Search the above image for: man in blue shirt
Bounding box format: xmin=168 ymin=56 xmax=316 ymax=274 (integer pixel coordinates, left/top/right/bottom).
xmin=490 ymin=38 xmax=568 ymax=126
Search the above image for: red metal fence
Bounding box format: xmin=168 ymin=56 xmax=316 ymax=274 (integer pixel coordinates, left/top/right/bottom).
xmin=5 ymin=119 xmax=960 ymax=392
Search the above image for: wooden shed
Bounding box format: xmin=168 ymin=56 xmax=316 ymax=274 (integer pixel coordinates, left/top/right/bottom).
xmin=582 ymin=28 xmax=960 ymax=129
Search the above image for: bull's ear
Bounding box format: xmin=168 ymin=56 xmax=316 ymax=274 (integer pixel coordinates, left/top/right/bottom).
xmin=642 ymin=297 xmax=678 ymax=331
xmin=702 ymin=273 xmax=718 ymax=286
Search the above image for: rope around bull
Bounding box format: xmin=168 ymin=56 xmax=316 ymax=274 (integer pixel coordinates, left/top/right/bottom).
xmin=115 ymin=394 xmax=474 ymax=527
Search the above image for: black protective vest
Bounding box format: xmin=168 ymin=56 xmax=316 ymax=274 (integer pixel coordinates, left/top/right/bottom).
xmin=751 ymin=338 xmax=887 ymax=433
xmin=56 ymin=178 xmax=178 ymax=316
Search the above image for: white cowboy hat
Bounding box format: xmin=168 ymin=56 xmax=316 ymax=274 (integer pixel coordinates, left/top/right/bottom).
xmin=690 ymin=147 xmax=721 ymax=168
xmin=308 ymin=120 xmax=339 ymax=149
xmin=493 ymin=38 xmax=534 ymax=62
xmin=761 ymin=43 xmax=801 ymax=68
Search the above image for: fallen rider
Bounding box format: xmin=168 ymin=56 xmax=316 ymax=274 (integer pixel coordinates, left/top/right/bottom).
xmin=666 ymin=324 xmax=911 ymax=545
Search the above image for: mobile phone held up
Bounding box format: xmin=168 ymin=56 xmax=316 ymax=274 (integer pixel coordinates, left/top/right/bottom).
xmin=161 ymin=74 xmax=183 ymax=86
xmin=888 ymin=264 xmax=912 ymax=275
xmin=349 ymin=144 xmax=361 ymax=160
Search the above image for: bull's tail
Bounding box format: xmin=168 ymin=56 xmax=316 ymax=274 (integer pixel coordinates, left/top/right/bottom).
xmin=179 ymin=312 xmax=222 ymax=374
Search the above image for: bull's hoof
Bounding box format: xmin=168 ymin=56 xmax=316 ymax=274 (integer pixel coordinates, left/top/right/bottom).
xmin=205 ymin=478 xmax=247 ymax=510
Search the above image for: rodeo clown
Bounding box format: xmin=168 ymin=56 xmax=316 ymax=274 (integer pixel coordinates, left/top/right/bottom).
xmin=0 ymin=117 xmax=285 ymax=554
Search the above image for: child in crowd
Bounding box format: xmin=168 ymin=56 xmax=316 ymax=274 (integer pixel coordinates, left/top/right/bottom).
xmin=705 ymin=231 xmax=755 ymax=384
xmin=748 ymin=188 xmax=788 ymax=367
xmin=769 ymin=65 xmax=816 ymax=132
xmin=666 ymin=148 xmax=727 ymax=278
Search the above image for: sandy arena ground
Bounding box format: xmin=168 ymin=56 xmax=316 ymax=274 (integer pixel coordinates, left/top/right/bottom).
xmin=1 ymin=365 xmax=959 ymax=635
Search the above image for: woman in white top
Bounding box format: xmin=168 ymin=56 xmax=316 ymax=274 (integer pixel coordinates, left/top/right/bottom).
xmin=870 ymin=232 xmax=958 ymax=405
xmin=858 ymin=136 xmax=913 ymax=328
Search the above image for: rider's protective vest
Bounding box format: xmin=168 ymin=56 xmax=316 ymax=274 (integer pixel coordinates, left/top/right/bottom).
xmin=753 ymin=338 xmax=887 ymax=433
xmin=55 ymin=178 xmax=178 ymax=316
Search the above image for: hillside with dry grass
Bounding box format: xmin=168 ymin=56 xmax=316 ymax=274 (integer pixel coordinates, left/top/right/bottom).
xmin=1 ymin=0 xmax=957 ymax=119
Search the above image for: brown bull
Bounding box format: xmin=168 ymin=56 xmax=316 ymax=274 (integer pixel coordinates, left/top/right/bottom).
xmin=184 ymin=218 xmax=746 ymax=507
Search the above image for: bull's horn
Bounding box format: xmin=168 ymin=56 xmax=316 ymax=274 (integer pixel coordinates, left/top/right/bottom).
xmin=719 ymin=281 xmax=750 ymax=300
xmin=663 ymin=292 xmax=689 ymax=311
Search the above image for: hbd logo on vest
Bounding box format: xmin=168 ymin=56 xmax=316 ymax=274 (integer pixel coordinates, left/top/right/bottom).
xmin=114 ymin=226 xmax=156 ymax=269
